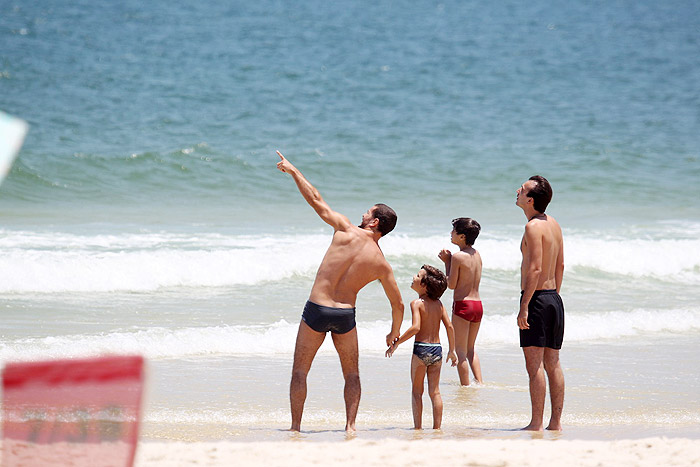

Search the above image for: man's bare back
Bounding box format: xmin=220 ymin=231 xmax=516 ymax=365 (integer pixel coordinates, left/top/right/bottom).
xmin=519 ymin=214 xmax=563 ymax=293
xmin=310 ymin=217 xmax=394 ymax=308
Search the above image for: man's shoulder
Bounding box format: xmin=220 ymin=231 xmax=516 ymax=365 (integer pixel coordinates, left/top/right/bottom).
xmin=334 ymin=222 xmax=361 ymax=235
xmin=547 ymin=215 xmax=563 ymax=232
xmin=539 ymin=214 xmax=562 ymax=234
xmin=348 ymin=236 xmax=391 ymax=274
xmin=524 ymin=215 xmax=563 ymax=244
xmin=525 ymin=217 xmax=548 ymax=233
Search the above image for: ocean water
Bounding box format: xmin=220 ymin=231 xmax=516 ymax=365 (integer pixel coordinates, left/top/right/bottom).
xmin=1 ymin=0 xmax=699 ymax=442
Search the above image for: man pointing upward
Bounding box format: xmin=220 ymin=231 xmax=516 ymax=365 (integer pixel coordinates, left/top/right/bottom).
xmin=276 ymin=150 xmax=404 ymax=432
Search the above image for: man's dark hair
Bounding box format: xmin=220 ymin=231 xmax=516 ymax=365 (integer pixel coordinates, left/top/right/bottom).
xmin=373 ymin=203 xmax=397 ymax=236
xmin=451 ymin=217 xmax=481 ymax=245
xmin=420 ymin=264 xmax=447 ymax=301
xmin=527 ymin=175 xmax=553 ymax=213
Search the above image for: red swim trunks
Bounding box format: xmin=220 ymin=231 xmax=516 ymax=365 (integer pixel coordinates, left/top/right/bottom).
xmin=452 ymin=300 xmax=483 ymax=323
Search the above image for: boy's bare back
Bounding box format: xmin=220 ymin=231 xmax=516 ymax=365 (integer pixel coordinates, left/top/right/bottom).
xmin=412 ymin=297 xmax=448 ymax=343
xmin=449 ymin=247 xmax=482 ymax=301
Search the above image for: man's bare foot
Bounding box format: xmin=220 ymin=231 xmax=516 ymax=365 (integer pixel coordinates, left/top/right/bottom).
xmin=521 ymin=423 xmax=544 ymax=431
xmin=546 ymin=423 xmax=562 ymax=431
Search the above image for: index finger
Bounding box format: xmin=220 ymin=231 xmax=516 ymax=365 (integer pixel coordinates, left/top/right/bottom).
xmin=276 ymin=150 xmax=284 ymax=160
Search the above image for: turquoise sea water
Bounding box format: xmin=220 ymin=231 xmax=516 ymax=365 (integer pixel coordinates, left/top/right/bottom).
xmin=1 ymin=0 xmax=699 ymax=441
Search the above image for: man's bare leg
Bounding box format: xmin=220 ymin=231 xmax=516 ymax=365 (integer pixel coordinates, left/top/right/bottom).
xmin=544 ymin=348 xmax=564 ymax=430
xmin=290 ymin=321 xmax=326 ymax=432
xmin=331 ymin=328 xmax=360 ymax=432
xmin=522 ymin=346 xmax=545 ymax=431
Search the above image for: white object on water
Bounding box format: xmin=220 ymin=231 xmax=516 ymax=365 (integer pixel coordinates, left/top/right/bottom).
xmin=0 ymin=110 xmax=28 ymax=185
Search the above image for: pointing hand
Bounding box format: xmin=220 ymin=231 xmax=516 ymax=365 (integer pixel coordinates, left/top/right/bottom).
xmin=276 ymin=150 xmax=293 ymax=173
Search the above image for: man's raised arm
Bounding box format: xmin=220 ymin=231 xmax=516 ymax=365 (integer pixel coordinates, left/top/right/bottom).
xmin=276 ymin=150 xmax=351 ymax=230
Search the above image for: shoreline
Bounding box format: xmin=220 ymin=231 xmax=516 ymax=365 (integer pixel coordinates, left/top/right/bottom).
xmin=134 ymin=437 xmax=700 ymax=466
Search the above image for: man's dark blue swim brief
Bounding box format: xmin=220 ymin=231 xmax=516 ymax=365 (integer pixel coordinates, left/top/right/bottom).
xmin=302 ymin=300 xmax=357 ymax=334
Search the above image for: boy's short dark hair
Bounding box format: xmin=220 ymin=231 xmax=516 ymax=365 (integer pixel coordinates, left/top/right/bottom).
xmin=527 ymin=175 xmax=553 ymax=213
xmin=452 ymin=217 xmax=481 ymax=245
xmin=372 ymin=203 xmax=397 ymax=236
xmin=420 ymin=264 xmax=447 ymax=301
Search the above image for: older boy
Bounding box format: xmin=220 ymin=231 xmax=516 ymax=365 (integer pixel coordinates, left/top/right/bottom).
xmin=438 ymin=218 xmax=483 ymax=385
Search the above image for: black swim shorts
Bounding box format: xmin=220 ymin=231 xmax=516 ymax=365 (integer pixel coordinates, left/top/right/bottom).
xmin=519 ymin=289 xmax=565 ymax=350
xmin=302 ymin=300 xmax=356 ymax=334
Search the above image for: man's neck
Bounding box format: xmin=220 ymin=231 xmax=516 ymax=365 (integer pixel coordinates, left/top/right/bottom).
xmin=523 ymin=207 xmax=544 ymax=222
xmin=361 ymin=226 xmax=383 ymax=243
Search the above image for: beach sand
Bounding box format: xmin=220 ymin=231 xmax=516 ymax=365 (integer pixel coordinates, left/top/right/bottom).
xmin=134 ymin=437 xmax=700 ymax=466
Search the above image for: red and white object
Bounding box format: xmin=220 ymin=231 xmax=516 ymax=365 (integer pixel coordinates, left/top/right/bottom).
xmin=2 ymin=355 xmax=144 ymax=467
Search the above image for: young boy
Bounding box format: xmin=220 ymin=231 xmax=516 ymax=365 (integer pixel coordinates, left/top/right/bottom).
xmin=386 ymin=265 xmax=456 ymax=430
xmin=438 ymin=217 xmax=484 ymax=386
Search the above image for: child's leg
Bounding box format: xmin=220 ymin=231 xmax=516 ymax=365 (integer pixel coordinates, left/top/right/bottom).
xmin=452 ymin=314 xmax=471 ymax=385
xmin=410 ymin=355 xmax=426 ymax=429
xmin=426 ymin=362 xmax=443 ymax=429
xmin=467 ymin=321 xmax=483 ymax=383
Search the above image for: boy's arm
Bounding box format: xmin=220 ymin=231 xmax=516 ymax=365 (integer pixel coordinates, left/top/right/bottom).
xmin=438 ymin=249 xmax=457 ymax=290
xmin=379 ymin=264 xmax=405 ymax=346
xmin=386 ymin=300 xmax=421 ymax=358
xmin=440 ymin=302 xmax=457 ymax=366
xmin=276 ymin=151 xmax=352 ymax=231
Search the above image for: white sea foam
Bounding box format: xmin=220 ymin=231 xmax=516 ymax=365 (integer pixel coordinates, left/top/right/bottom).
xmin=0 ymin=231 xmax=327 ymax=293
xmin=141 ymin=406 xmax=700 ymax=428
xmin=2 ymin=308 xmax=698 ymax=362
xmin=0 ymin=227 xmax=698 ymax=293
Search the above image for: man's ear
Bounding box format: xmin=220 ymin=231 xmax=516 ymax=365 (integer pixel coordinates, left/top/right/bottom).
xmin=369 ymin=217 xmax=380 ymax=229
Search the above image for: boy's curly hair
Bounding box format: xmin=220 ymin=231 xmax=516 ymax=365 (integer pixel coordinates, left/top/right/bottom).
xmin=421 ymin=264 xmax=447 ymax=300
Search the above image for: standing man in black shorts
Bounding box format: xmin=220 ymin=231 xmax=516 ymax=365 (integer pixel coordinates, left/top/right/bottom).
xmin=276 ymin=151 xmax=405 ymax=432
xmin=515 ymin=175 xmax=565 ymax=431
